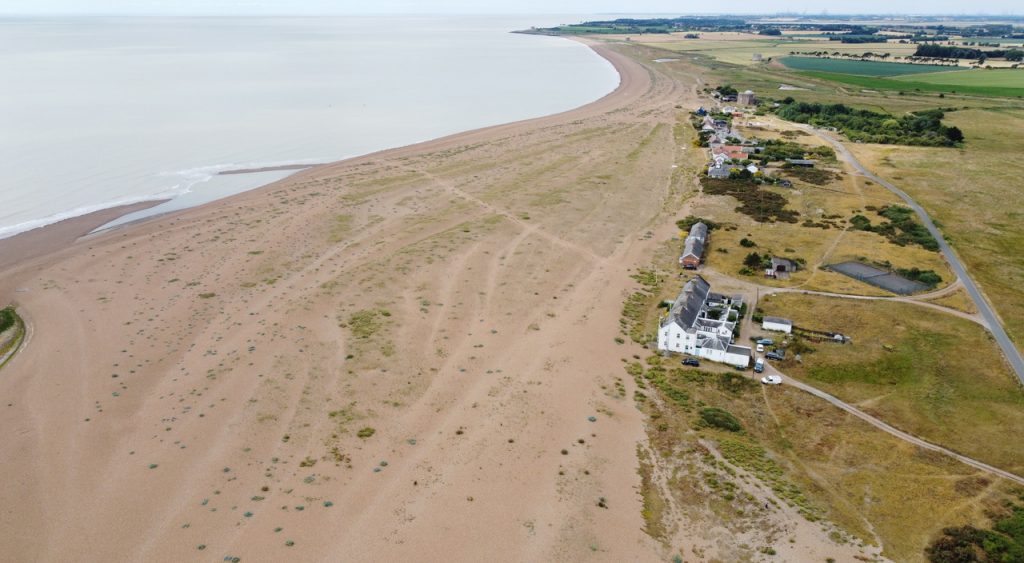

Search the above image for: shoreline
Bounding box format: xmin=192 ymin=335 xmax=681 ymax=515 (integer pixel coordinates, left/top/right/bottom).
xmin=217 ymin=163 xmax=322 ymax=175
xmin=0 ymin=37 xmax=624 ymax=271
xmin=0 ymin=199 xmax=169 ymax=273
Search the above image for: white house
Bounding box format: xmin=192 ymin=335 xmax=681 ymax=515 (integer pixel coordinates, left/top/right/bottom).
xmin=658 ymin=276 xmax=751 ymax=368
xmin=762 ymin=316 xmax=793 ymax=334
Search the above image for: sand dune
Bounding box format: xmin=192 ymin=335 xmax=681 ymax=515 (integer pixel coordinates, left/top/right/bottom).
xmin=0 ymin=41 xmax=864 ymax=562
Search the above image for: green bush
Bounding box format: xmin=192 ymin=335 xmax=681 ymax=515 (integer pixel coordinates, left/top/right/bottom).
xmin=357 ymin=427 xmax=376 ymax=439
xmin=0 ymin=307 xmax=15 ymax=334
xmin=698 ymin=407 xmax=743 ymax=432
xmin=926 ymin=503 xmax=1024 ymax=562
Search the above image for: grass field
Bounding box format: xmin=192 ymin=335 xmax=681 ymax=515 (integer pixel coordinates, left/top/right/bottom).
xmin=759 ymin=293 xmax=1024 ymax=474
xmin=848 ymin=107 xmax=1024 ymax=354
xmin=779 ymin=56 xmax=964 ymax=76
xmin=633 ymin=354 xmax=1018 ymax=562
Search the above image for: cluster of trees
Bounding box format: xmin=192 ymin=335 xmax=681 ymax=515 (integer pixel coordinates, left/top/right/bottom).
xmin=755 ymin=139 xmax=835 ymax=163
xmin=715 ymin=84 xmax=738 ymax=97
xmin=895 ymin=267 xmax=942 ymax=287
xmin=828 ymin=35 xmax=884 ymax=43
xmin=850 ymin=205 xmax=939 ymax=251
xmin=774 ymin=101 xmax=964 ymax=147
xmin=915 ymin=43 xmax=1024 ymax=60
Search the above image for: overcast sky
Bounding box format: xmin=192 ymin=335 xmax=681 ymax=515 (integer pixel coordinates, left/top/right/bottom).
xmin=1 ymin=0 xmax=1020 ymax=16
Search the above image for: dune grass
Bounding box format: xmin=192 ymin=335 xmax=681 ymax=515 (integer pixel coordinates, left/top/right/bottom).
xmin=759 ymin=292 xmax=1024 ymax=473
xmin=633 ymin=356 xmax=1015 ymax=562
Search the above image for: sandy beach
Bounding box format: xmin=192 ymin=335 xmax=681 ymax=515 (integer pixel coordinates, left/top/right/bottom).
xmin=0 ymin=40 xmax=867 ymax=562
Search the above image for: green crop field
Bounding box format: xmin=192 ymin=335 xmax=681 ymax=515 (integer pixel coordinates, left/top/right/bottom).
xmin=793 ymin=70 xmax=1024 ymax=97
xmin=892 ymin=68 xmax=1024 ymax=87
xmin=780 ymin=56 xmax=963 ymax=76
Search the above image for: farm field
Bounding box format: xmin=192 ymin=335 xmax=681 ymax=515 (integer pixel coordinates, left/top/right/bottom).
xmin=892 ymin=68 xmax=1024 ymax=86
xmin=790 ymin=70 xmax=1024 ymax=97
xmin=779 ymin=56 xmax=963 ymax=76
xmin=638 ymin=36 xmax=915 ymax=66
xmin=758 ymin=292 xmax=1024 ymax=474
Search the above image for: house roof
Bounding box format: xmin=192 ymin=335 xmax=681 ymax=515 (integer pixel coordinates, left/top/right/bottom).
xmin=727 ymin=344 xmax=752 ymax=355
xmin=708 ymin=166 xmax=730 ymax=179
xmin=665 ymin=275 xmax=711 ymax=329
xmin=763 ymin=316 xmax=793 ymax=327
xmin=688 ymin=222 xmax=708 ymax=241
xmin=682 ymin=235 xmax=705 ymax=260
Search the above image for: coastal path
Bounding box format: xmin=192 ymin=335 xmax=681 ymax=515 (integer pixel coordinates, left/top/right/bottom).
xmin=763 ymin=363 xmax=1024 ymax=486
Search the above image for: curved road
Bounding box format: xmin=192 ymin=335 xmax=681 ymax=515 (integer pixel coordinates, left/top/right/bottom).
xmin=764 ymin=364 xmax=1024 ymax=486
xmin=808 ymin=127 xmax=1024 ymax=385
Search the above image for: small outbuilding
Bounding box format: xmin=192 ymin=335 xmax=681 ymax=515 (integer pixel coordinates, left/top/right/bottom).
xmin=738 ymin=90 xmax=757 ymax=105
xmin=762 ymin=316 xmax=793 ymax=334
xmin=785 ymin=159 xmax=817 ymax=167
xmin=770 ymin=257 xmax=796 ymax=273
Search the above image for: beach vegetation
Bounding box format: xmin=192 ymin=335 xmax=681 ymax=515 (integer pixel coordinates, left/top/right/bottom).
xmin=356 ymin=427 xmax=375 ymax=439
xmin=0 ymin=307 xmax=16 ymax=333
xmin=700 ymin=178 xmax=800 ymax=223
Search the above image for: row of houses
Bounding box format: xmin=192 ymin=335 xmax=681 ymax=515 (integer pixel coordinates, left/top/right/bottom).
xmin=657 ymin=275 xmax=752 ymax=368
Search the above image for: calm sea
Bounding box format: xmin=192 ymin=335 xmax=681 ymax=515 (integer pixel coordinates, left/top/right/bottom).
xmin=0 ymin=16 xmax=619 ymax=237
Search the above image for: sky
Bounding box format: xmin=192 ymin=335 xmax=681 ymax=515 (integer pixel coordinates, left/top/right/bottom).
xmin=1 ymin=0 xmax=1021 ymax=16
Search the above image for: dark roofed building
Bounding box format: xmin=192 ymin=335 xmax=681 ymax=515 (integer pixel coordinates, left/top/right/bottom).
xmin=665 ymin=275 xmax=711 ymax=329
xmin=770 ymin=257 xmax=796 ymax=273
xmin=785 ymin=159 xmax=816 ymax=167
xmin=707 ymin=164 xmax=730 ymax=179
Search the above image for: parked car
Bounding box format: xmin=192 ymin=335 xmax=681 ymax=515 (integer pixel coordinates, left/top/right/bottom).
xmin=753 ymin=358 xmax=765 ymax=373
xmin=766 ymin=350 xmax=785 ymax=361
xmin=756 ymin=344 xmax=765 ymax=353
xmin=761 ymin=375 xmax=783 ymax=385
xmin=682 ymin=358 xmax=700 ymax=367
xmin=756 ymin=338 xmax=774 ymax=345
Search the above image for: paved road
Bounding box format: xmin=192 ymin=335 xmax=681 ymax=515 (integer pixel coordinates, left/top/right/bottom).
xmin=808 ymin=127 xmax=1024 ymax=385
xmin=764 ymin=365 xmax=1024 ymax=486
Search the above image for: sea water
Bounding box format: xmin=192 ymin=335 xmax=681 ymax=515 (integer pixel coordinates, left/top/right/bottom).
xmin=0 ymin=15 xmax=619 ymax=238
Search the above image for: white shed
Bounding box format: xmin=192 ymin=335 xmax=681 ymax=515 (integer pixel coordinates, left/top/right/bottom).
xmin=762 ymin=316 xmax=793 ymax=334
